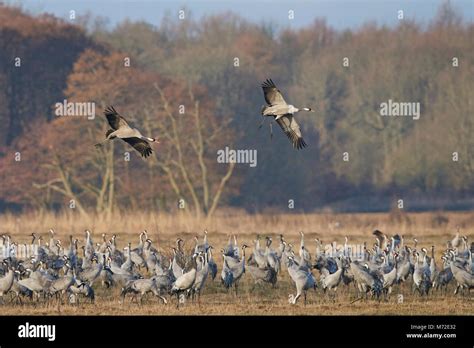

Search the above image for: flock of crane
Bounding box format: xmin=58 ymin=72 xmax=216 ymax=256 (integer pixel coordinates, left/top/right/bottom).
xmin=0 ymin=229 xmax=472 ymax=308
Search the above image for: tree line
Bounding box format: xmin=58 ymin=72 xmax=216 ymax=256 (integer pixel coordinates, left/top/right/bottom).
xmin=0 ymin=2 xmax=472 ymax=216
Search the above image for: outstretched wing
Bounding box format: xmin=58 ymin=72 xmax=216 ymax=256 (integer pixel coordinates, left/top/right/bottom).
xmin=275 ymin=115 xmax=307 ymax=150
xmin=122 ymin=137 xmax=153 ymax=158
xmin=104 ymin=106 xmax=130 ymax=130
xmin=261 ymin=79 xmax=287 ymax=106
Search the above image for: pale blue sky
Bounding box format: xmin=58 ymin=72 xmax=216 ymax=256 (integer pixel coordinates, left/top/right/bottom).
xmin=15 ymin=0 xmax=473 ymax=31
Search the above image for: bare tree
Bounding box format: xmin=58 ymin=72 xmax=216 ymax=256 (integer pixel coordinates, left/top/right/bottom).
xmin=142 ymin=82 xmax=236 ymax=218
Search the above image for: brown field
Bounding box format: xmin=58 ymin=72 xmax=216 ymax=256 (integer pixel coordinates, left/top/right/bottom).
xmin=0 ymin=210 xmax=473 ymax=315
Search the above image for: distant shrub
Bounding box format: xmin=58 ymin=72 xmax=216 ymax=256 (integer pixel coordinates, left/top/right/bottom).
xmin=431 ymin=213 xmax=449 ymax=228
xmin=389 ymin=207 xmax=412 ymax=226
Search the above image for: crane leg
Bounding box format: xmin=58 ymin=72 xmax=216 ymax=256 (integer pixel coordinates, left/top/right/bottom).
xmin=94 ymin=139 xmax=108 ymax=148
xmin=95 ymin=135 xmax=114 ymax=148
xmin=293 ymin=292 xmax=300 ymax=304
xmin=270 ymin=123 xmax=273 ymax=140
xmin=258 ymin=116 xmax=266 ymax=129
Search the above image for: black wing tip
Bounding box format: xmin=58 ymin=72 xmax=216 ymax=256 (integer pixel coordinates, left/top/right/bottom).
xmin=285 ymin=132 xmax=307 ymax=150
xmin=294 ymin=138 xmax=307 ymax=150
xmin=141 ymin=147 xmax=153 ymax=158
xmin=261 ymin=78 xmax=276 ymax=88
xmin=104 ymin=105 xmax=117 ymax=115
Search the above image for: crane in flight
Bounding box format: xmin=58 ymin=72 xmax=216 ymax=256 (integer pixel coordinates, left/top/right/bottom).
xmin=95 ymin=106 xmax=159 ymax=158
xmin=259 ymin=79 xmax=314 ymax=150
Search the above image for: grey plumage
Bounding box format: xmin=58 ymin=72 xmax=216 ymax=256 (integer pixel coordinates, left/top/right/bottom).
xmin=121 ymin=277 xmax=168 ymax=304
xmin=450 ymin=261 xmax=473 ymax=295
xmin=260 ymin=79 xmax=313 ymax=149
xmin=95 ymin=106 xmax=158 ymax=158
xmin=246 ymin=264 xmax=277 ymax=287
xmin=321 ymin=258 xmax=343 ymax=293
xmin=221 ymin=245 xmax=248 ymax=293
xmin=412 ymin=252 xmax=432 ymax=296
xmin=287 ymin=256 xmax=317 ymax=305
xmin=0 ymin=261 xmax=14 ymax=298
xmin=207 ymin=248 xmax=218 ymax=281
xmin=350 ymin=261 xmax=382 ymax=299
xmin=69 ymin=280 xmax=95 ymax=303
xmin=191 ymin=254 xmax=209 ymax=300
xmin=78 ymin=260 xmax=103 ymax=286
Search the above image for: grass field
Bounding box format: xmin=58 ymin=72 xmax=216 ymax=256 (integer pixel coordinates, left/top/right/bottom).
xmin=0 ymin=210 xmax=473 ymax=315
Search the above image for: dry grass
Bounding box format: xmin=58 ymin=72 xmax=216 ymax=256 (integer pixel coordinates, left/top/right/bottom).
xmin=0 ymin=210 xmax=473 ymax=315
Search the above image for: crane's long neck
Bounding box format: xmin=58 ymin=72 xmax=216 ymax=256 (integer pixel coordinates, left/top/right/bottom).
xmin=289 ymin=105 xmax=299 ymax=113
xmin=241 ymin=247 xmax=246 ymax=265
xmin=265 ymin=238 xmax=271 ymax=249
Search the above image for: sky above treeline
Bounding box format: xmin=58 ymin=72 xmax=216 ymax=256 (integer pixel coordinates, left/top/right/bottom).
xmin=16 ymin=0 xmax=473 ymax=31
